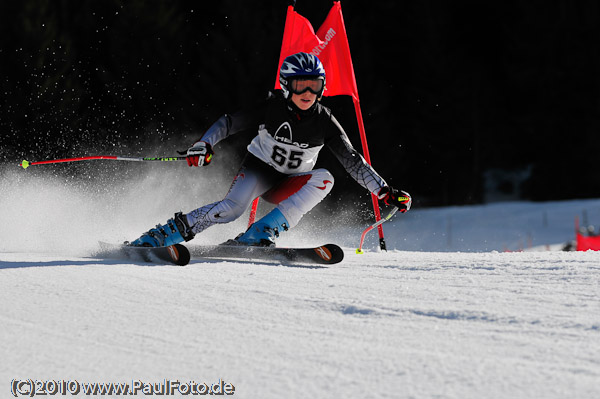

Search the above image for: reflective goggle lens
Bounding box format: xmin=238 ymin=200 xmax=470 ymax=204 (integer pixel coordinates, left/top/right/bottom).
xmin=290 ymin=78 xmax=324 ymax=95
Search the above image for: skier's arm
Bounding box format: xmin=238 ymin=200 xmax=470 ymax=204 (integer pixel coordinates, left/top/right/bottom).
xmin=325 ymin=115 xmax=388 ymax=194
xmin=198 ymin=103 xmax=267 ymax=148
xmin=186 ymin=99 xmax=268 ymax=166
xmin=325 ymin=115 xmax=412 ymax=212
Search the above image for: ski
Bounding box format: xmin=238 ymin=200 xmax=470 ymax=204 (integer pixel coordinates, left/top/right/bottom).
xmin=188 ymin=243 xmax=344 ymax=265
xmin=97 ymin=242 xmax=191 ymax=266
xmin=96 ymin=242 xmax=344 ymax=266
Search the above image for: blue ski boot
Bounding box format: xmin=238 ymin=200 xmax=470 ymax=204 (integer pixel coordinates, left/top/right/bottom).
xmin=234 ymin=208 xmax=289 ymax=247
xmin=128 ymin=212 xmax=195 ymax=247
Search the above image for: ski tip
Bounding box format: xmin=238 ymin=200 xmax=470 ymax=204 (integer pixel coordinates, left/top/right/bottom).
xmin=97 ymin=241 xmax=191 ymax=266
xmin=314 ymin=244 xmax=344 ymax=264
xmin=20 ymin=160 xmax=30 ymax=169
xmin=167 ymin=244 xmax=191 ymax=266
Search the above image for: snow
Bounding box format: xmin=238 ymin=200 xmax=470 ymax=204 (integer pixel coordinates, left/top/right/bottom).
xmin=1 ymin=167 xmax=600 ymax=398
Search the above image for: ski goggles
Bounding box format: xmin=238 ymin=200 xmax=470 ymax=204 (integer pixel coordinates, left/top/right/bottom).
xmin=289 ymin=78 xmax=324 ymax=95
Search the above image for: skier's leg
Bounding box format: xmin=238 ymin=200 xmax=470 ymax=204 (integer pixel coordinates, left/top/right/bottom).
xmin=185 ymin=180 xmax=260 ymax=235
xmin=235 ymin=168 xmax=334 ymax=246
xmin=269 ymin=168 xmax=334 ymax=228
xmin=128 ymin=155 xmax=281 ymax=247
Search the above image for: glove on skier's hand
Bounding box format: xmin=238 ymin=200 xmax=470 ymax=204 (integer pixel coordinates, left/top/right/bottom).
xmin=186 ymin=141 xmax=214 ymax=167
xmin=378 ymin=187 xmax=412 ymax=213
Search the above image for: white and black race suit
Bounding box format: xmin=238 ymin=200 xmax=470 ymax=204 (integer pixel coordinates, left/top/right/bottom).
xmin=185 ymin=91 xmax=387 ymax=236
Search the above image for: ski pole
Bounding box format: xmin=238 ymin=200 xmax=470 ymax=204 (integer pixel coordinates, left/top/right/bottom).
xmin=356 ymin=206 xmax=399 ymax=254
xmin=19 ymin=155 xmax=187 ymax=169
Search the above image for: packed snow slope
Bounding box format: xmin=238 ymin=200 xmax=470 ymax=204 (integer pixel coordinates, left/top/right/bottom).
xmin=1 ymin=166 xmax=599 ymax=398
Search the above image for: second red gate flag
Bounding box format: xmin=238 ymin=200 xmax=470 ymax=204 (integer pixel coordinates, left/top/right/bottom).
xmin=275 ymin=1 xmax=359 ymax=100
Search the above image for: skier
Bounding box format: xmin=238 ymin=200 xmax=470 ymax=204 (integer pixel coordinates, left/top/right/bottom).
xmin=129 ymin=52 xmax=411 ymax=248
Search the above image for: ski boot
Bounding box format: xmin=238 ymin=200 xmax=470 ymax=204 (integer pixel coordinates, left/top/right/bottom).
xmin=128 ymin=212 xmax=195 ymax=247
xmin=231 ymin=208 xmax=289 ymax=247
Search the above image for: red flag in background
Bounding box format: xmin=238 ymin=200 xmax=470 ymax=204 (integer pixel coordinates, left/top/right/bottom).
xmin=275 ymin=2 xmax=359 ymax=100
xmin=575 ymin=217 xmax=600 ymax=251
xmin=576 ymin=233 xmax=600 ymax=251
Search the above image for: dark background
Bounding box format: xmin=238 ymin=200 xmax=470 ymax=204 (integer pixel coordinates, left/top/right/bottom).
xmin=1 ymin=0 xmax=599 ymax=207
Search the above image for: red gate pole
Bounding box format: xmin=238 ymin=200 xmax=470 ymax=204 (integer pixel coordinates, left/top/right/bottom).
xmin=352 ymin=97 xmax=386 ymax=250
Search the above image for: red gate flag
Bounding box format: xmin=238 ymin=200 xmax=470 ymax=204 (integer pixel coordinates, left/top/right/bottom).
xmin=275 ymin=1 xmax=359 ymax=101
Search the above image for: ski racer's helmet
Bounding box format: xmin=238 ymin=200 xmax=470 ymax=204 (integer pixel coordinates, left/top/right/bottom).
xmin=279 ymin=52 xmax=326 ymax=100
